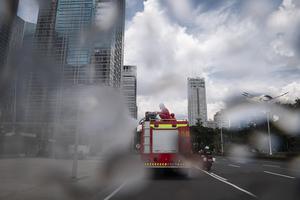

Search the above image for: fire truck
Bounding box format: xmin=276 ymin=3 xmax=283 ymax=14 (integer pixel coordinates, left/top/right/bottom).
xmin=137 ymin=112 xmax=192 ymax=169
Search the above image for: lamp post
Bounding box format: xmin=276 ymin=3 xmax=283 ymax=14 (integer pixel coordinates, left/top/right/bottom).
xmin=220 ymin=125 xmax=224 ymax=155
xmin=242 ymin=92 xmax=288 ymax=156
xmin=71 ymin=84 xmax=84 ymax=180
xmin=266 ymin=111 xmax=272 ymax=155
xmin=71 ymin=124 xmax=79 ymax=179
xmin=219 ymin=114 xmax=224 ymax=155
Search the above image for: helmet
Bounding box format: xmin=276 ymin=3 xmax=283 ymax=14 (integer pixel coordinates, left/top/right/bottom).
xmin=204 ymin=146 xmax=209 ymax=150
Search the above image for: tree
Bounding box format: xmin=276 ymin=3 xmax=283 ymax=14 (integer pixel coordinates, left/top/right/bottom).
xmin=190 ymin=122 xmax=217 ymax=153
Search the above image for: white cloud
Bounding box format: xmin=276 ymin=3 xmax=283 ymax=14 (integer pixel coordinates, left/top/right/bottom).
xmin=165 ymin=0 xmax=195 ymax=21
xmin=278 ymin=82 xmax=300 ymax=102
xmin=125 ymin=0 xmax=300 ymax=120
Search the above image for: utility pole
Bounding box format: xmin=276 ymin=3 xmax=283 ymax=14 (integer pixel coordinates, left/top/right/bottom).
xmin=219 ymin=115 xmax=224 ymax=155
xmin=71 ymin=88 xmax=80 ymax=180
xmin=220 ymin=126 xmax=224 ymax=155
xmin=71 ymin=124 xmax=79 ymax=179
xmin=12 ymin=75 xmax=17 ymax=134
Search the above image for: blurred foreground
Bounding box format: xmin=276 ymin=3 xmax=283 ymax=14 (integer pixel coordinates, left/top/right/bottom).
xmin=0 ymin=155 xmax=299 ymax=200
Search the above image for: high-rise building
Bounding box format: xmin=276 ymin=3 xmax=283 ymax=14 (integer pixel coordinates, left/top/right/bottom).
xmin=52 ymin=0 xmax=125 ymax=87
xmin=214 ymin=110 xmax=230 ymax=129
xmin=91 ymin=0 xmax=125 ymax=88
xmin=28 ymin=0 xmax=125 ymax=90
xmin=0 ymin=16 xmax=25 ymax=124
xmin=0 ymin=0 xmax=19 ymax=75
xmin=25 ymin=0 xmax=125 ymax=118
xmin=187 ymin=77 xmax=208 ymax=126
xmin=122 ymin=65 xmax=137 ymax=119
xmin=0 ymin=0 xmax=20 ymax=124
xmin=21 ymin=0 xmax=126 ymax=153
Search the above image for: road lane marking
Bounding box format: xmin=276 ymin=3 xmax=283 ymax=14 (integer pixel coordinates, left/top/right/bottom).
xmin=210 ymin=173 xmax=227 ymax=181
xmin=263 ymin=164 xmax=280 ymax=168
xmin=194 ymin=166 xmax=257 ymax=198
xmin=228 ymin=164 xmax=240 ymax=168
xmin=104 ymin=181 xmax=128 ymax=200
xmin=263 ymin=171 xmax=295 ymax=179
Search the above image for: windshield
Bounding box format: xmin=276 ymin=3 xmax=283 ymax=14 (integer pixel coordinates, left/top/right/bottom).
xmin=0 ymin=0 xmax=299 ymax=200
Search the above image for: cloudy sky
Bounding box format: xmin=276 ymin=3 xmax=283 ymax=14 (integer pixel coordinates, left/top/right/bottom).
xmin=18 ymin=0 xmax=300 ymax=120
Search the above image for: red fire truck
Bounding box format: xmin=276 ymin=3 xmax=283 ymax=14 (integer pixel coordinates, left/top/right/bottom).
xmin=137 ymin=112 xmax=192 ymax=168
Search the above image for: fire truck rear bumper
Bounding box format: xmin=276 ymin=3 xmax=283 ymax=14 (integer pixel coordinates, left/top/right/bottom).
xmin=144 ymin=163 xmax=190 ymax=168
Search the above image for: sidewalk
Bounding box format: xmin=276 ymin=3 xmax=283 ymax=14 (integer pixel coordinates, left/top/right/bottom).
xmin=0 ymin=158 xmax=103 ymax=200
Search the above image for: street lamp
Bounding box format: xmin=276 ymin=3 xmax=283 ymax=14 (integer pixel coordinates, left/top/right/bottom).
xmin=71 ymin=85 xmax=84 ymax=180
xmin=220 ymin=125 xmax=224 ymax=155
xmin=71 ymin=124 xmax=79 ymax=179
xmin=266 ymin=111 xmax=272 ymax=155
xmin=242 ymin=92 xmax=288 ymax=156
xmin=217 ymin=113 xmax=224 ymax=155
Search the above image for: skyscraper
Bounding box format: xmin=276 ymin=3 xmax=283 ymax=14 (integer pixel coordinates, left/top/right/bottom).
xmin=52 ymin=0 xmax=125 ymax=86
xmin=122 ymin=65 xmax=137 ymax=119
xmin=187 ymin=77 xmax=208 ymax=126
xmin=22 ymin=0 xmax=126 ymax=153
xmin=0 ymin=0 xmax=20 ymax=124
xmin=1 ymin=16 xmax=25 ymax=124
xmin=92 ymin=0 xmax=125 ymax=87
xmin=0 ymin=0 xmax=19 ymax=73
xmin=25 ymin=0 xmax=126 ymax=119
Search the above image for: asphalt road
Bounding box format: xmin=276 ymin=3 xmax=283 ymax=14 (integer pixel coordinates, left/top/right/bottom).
xmin=99 ymin=156 xmax=300 ymax=200
xmin=0 ymin=157 xmax=299 ymax=200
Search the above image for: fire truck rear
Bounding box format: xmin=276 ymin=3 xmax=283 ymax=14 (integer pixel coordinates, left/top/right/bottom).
xmin=138 ymin=112 xmax=192 ymax=168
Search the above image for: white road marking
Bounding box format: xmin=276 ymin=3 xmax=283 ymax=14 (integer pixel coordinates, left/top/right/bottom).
xmin=264 ymin=171 xmax=295 ymax=179
xmin=104 ymin=181 xmax=128 ymax=200
xmin=194 ymin=166 xmax=257 ymax=198
xmin=263 ymin=164 xmax=280 ymax=168
xmin=228 ymin=164 xmax=241 ymax=168
xmin=210 ymin=173 xmax=227 ymax=181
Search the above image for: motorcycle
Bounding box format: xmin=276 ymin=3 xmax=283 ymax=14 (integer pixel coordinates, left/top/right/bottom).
xmin=198 ymin=150 xmax=215 ymax=171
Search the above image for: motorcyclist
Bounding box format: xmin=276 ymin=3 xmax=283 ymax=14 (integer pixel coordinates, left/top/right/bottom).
xmin=203 ymin=146 xmax=212 ymax=155
xmin=199 ymin=146 xmax=213 ymax=171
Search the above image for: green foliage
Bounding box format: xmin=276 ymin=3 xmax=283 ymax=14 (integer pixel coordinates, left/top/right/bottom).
xmin=190 ymin=123 xmax=218 ymax=153
xmin=190 ymin=98 xmax=300 ymax=153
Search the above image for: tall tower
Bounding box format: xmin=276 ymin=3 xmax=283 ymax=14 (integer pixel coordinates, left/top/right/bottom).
xmin=122 ymin=65 xmax=137 ymax=119
xmin=26 ymin=0 xmax=126 ymax=120
xmin=187 ymin=77 xmax=208 ymax=126
xmin=93 ymin=0 xmax=125 ymax=88
xmin=0 ymin=0 xmax=19 ymax=91
xmin=23 ymin=0 xmax=126 ymax=152
xmin=0 ymin=0 xmax=20 ymax=124
xmin=23 ymin=0 xmax=66 ymax=125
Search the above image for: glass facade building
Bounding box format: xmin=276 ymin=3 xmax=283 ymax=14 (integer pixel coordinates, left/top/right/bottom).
xmin=25 ymin=0 xmax=125 ymax=119
xmin=0 ymin=0 xmax=19 ymax=90
xmin=53 ymin=0 xmax=125 ymax=86
xmin=56 ymin=0 xmax=93 ymax=66
xmin=21 ymin=0 xmax=125 ymax=152
xmin=0 ymin=0 xmax=20 ymax=124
